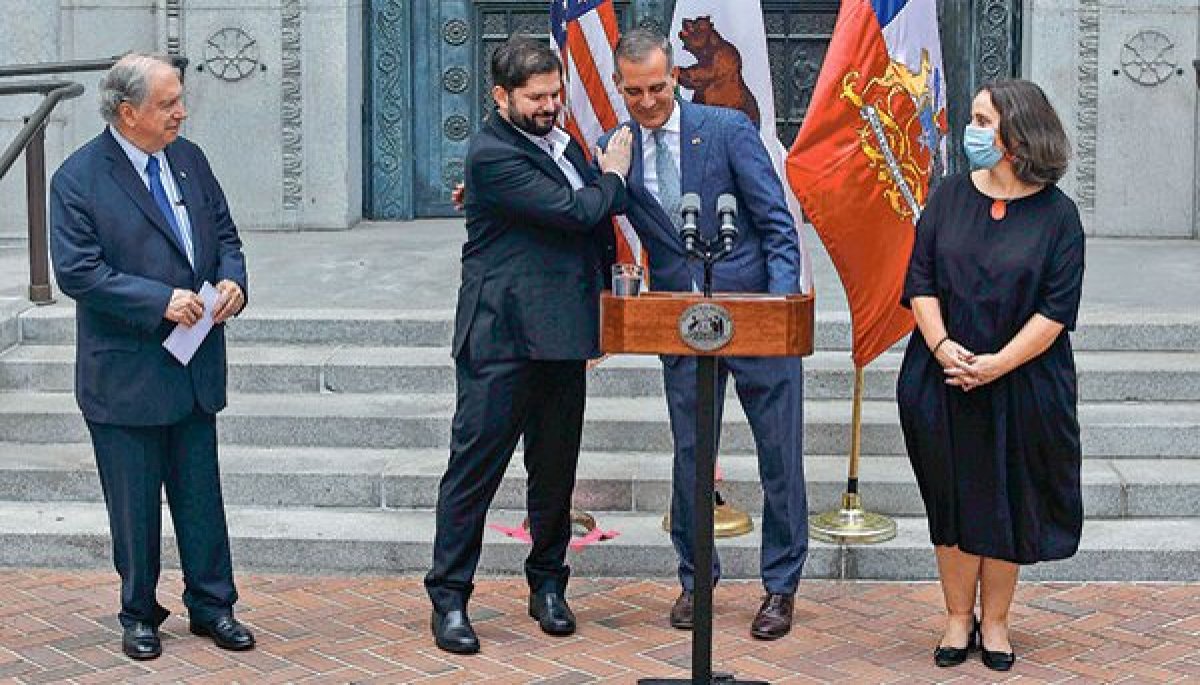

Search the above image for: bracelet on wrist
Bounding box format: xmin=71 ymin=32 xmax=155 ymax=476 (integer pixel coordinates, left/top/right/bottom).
xmin=931 ymin=336 xmax=950 ymax=355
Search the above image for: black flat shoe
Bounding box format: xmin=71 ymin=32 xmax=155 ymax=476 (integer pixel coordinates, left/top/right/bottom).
xmin=933 ymin=616 xmax=978 ymax=668
xmin=189 ymin=615 xmax=255 ymax=651
xmin=432 ymin=609 xmax=480 ymax=654
xmin=122 ymin=621 xmax=161 ymax=660
xmin=979 ymin=621 xmax=1016 ymax=671
xmin=982 ymin=646 xmax=1016 ymax=671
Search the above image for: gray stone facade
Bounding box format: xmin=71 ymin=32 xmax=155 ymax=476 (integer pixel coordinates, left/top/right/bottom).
xmin=1 ymin=1 xmax=1196 ymax=238
xmin=0 ymin=0 xmax=363 ymax=238
xmin=1025 ymin=0 xmax=1198 ymax=237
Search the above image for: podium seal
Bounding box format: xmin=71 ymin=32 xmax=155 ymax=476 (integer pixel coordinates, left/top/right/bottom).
xmin=678 ymin=303 xmax=734 ymax=352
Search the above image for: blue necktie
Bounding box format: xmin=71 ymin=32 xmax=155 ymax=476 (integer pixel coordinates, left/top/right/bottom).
xmin=145 ymin=155 xmax=192 ymax=264
xmin=653 ymin=129 xmax=682 ymax=227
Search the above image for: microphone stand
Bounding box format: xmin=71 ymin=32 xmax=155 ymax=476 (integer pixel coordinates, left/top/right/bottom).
xmin=641 ymin=222 xmax=765 ymax=685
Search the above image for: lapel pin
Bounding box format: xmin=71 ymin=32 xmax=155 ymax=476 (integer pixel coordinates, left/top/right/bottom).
xmin=692 ymin=137 xmax=701 ymax=145
xmin=179 ymin=171 xmax=187 ymax=180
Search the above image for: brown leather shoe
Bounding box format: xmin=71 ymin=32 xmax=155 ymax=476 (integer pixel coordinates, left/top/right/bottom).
xmin=750 ymin=593 xmax=794 ymax=640
xmin=669 ymin=590 xmax=693 ymax=630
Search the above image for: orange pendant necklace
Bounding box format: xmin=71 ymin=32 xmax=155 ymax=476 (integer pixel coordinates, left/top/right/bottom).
xmin=990 ymin=198 xmax=1008 ymax=221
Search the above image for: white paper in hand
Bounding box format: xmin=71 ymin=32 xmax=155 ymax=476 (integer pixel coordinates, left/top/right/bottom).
xmin=162 ymin=282 xmax=220 ymax=365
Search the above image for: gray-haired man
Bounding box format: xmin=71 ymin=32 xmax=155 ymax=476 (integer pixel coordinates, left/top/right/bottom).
xmin=49 ymin=53 xmax=253 ymax=660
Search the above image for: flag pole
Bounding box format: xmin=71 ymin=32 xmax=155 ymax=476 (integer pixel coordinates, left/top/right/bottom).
xmin=809 ymin=365 xmax=896 ymax=544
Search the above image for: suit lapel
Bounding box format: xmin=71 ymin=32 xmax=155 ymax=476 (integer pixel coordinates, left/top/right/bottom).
xmin=679 ymin=101 xmax=711 ymax=209
xmin=164 ymin=144 xmax=202 ymax=271
xmin=101 ymin=131 xmax=192 ymax=265
xmin=488 ymin=113 xmax=570 ymax=187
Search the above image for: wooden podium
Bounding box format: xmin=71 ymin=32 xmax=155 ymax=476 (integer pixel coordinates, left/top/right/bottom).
xmin=601 ymin=291 xmax=814 ymax=685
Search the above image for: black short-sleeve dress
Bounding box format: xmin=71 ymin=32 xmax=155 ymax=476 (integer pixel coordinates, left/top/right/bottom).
xmin=897 ymin=172 xmax=1086 ymax=564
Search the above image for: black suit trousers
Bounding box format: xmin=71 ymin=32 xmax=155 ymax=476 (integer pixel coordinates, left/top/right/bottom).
xmin=425 ymin=357 xmax=586 ymax=614
xmin=86 ymin=409 xmax=237 ymax=628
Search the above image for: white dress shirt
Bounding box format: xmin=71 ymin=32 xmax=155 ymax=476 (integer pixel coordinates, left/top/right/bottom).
xmin=641 ymin=103 xmax=682 ymax=205
xmin=109 ymin=125 xmax=195 ymax=265
xmin=518 ymin=125 xmax=585 ymax=191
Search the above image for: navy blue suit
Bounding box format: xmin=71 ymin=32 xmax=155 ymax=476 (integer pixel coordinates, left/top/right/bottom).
xmin=600 ymin=101 xmax=809 ymax=594
xmin=50 ymin=128 xmax=247 ymax=628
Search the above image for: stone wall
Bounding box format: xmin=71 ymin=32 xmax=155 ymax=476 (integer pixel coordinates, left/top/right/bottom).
xmin=0 ymin=0 xmax=364 ymax=237
xmin=1025 ymin=0 xmax=1198 ymax=237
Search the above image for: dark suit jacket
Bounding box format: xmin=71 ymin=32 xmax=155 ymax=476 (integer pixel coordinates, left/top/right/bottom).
xmin=453 ymin=112 xmax=626 ymax=361
xmin=598 ymin=100 xmax=801 ymax=295
xmin=50 ymin=129 xmax=248 ymax=426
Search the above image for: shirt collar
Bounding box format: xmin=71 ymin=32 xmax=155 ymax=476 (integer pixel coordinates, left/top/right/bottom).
xmin=108 ymin=125 xmax=163 ymax=176
xmin=643 ymin=102 xmax=681 ymax=143
xmin=517 ymin=125 xmax=572 ymax=161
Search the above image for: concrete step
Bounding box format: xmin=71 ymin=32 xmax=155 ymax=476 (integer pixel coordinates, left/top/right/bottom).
xmin=1 ymin=443 xmax=1196 ymax=519
xmin=15 ymin=304 xmax=1200 ymax=352
xmin=0 ymin=500 xmax=1193 ymax=581
xmin=2 ymin=391 xmax=1199 ymax=458
xmin=6 ymin=345 xmax=1200 ymax=402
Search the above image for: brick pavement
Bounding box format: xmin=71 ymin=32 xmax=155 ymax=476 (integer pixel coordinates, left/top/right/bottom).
xmin=0 ymin=569 xmax=1196 ymax=684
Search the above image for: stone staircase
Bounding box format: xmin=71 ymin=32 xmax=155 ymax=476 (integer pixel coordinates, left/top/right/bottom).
xmin=0 ymin=303 xmax=1198 ymax=581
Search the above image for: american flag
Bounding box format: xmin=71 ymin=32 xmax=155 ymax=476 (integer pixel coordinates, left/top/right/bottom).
xmin=550 ymin=0 xmax=643 ymax=267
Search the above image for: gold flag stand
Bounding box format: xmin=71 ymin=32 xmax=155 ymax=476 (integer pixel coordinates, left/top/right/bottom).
xmin=809 ymin=366 xmax=896 ymax=544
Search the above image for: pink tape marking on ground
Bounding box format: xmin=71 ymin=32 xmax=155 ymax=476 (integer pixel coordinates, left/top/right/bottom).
xmin=487 ymin=523 xmax=620 ymax=551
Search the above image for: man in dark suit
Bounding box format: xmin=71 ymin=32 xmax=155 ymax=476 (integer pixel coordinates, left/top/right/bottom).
xmin=424 ymin=35 xmax=632 ymax=654
xmin=599 ymin=29 xmax=808 ymax=640
xmin=49 ymin=53 xmax=254 ymax=660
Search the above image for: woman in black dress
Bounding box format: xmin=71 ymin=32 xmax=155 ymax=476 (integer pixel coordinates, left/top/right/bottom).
xmin=897 ymin=79 xmax=1084 ymax=672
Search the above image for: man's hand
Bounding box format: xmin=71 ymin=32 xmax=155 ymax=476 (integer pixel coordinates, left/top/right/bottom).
xmin=164 ymin=288 xmax=205 ymax=326
xmin=597 ymin=126 xmax=633 ymax=179
xmin=211 ymin=280 xmax=245 ymax=324
xmin=451 ymin=182 xmax=466 ymax=211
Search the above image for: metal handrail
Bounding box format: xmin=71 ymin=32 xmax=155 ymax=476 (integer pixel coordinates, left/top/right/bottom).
xmin=0 ymin=81 xmax=84 ymax=181
xmin=0 ymin=80 xmax=84 ymax=304
xmin=0 ymin=55 xmax=188 ymax=79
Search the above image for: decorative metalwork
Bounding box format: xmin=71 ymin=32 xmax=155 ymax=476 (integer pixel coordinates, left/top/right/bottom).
xmin=165 ymin=0 xmax=183 ymax=55
xmin=762 ymin=4 xmax=840 ymax=145
xmin=636 ymin=0 xmax=666 ymax=33
xmin=366 ymin=0 xmax=413 ymax=219
xmin=442 ymin=67 xmax=469 ymax=94
xmin=1121 ymin=30 xmax=1177 ymax=86
xmin=443 ymin=158 xmax=465 ymax=191
xmin=281 ymin=0 xmax=304 ymax=214
xmin=977 ymin=0 xmax=1014 ymax=84
xmin=443 ymin=19 xmax=469 ymax=45
xmin=203 ymin=28 xmax=260 ymax=82
xmin=443 ymin=115 xmax=470 ymax=141
xmin=1076 ymin=0 xmax=1099 ymax=213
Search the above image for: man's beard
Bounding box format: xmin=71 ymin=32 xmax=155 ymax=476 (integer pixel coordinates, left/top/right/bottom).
xmin=509 ymin=109 xmax=557 ymax=136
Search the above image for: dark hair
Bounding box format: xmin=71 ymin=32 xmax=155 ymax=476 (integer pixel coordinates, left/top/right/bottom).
xmin=490 ymin=34 xmax=562 ymax=91
xmin=614 ymin=27 xmax=673 ymax=70
xmin=982 ymin=79 xmax=1071 ymax=184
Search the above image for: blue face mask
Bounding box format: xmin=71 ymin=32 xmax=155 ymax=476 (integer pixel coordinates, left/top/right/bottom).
xmin=963 ymin=124 xmax=1003 ymax=169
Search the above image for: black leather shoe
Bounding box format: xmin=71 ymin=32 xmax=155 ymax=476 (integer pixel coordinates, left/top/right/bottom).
xmin=933 ymin=616 xmax=978 ymax=667
xmin=751 ymin=593 xmax=794 ymax=640
xmin=980 ymin=623 xmax=1015 ymax=671
xmin=669 ymin=591 xmax=694 ymax=630
xmin=189 ymin=615 xmax=255 ymax=651
xmin=528 ymin=592 xmax=576 ymax=636
xmin=432 ymin=609 xmax=480 ymax=654
xmin=122 ymin=621 xmax=161 ymax=660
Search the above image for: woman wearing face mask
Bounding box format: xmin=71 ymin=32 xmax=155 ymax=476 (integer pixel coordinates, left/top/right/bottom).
xmin=896 ymin=79 xmax=1084 ymax=672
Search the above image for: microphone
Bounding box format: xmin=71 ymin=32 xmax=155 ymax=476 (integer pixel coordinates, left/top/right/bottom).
xmin=716 ymin=193 xmax=738 ymax=253
xmin=679 ymin=192 xmax=702 ymax=255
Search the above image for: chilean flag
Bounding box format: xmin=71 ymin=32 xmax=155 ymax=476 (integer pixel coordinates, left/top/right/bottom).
xmin=787 ymin=0 xmax=947 ymax=367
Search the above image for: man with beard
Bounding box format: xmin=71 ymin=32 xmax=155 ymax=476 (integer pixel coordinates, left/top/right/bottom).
xmin=424 ymin=34 xmax=633 ymax=654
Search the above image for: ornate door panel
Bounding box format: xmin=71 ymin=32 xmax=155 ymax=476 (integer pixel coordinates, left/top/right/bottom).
xmin=365 ymin=0 xmax=1022 ymax=219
